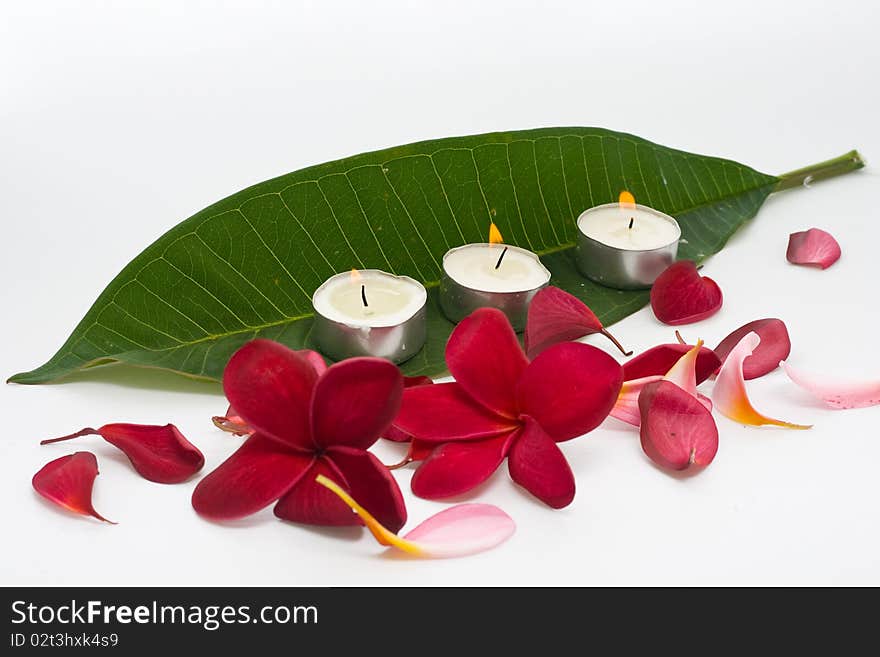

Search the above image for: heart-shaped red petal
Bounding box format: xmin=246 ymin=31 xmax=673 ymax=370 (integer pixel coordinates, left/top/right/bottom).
xmin=524 ymin=286 xmax=631 ymax=358
xmin=622 ymin=343 xmax=721 ymax=384
xmin=786 ymin=228 xmax=841 ymax=269
xmin=650 ymin=261 xmax=723 ymax=325
xmin=32 ymin=452 xmax=114 ymax=523
xmin=638 ymin=380 xmax=718 ymax=472
xmin=41 ymin=423 xmax=205 ymax=484
xmin=714 ymin=318 xmax=791 ymax=380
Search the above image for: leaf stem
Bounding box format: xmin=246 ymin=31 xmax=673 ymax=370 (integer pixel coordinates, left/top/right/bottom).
xmin=775 ymin=150 xmax=865 ymax=191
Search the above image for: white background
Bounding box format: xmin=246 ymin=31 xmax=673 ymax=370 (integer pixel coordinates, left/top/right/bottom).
xmin=2 ymin=0 xmax=879 ymax=586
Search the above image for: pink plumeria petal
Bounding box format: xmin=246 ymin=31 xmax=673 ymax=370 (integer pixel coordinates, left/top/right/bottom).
xmin=781 ymin=362 xmax=880 ymax=410
xmin=713 ymin=333 xmax=811 ymax=429
xmin=315 ymin=475 xmax=515 ymax=559
xmin=786 ymin=228 xmax=841 ymax=269
xmin=610 ymin=375 xmax=662 ymax=426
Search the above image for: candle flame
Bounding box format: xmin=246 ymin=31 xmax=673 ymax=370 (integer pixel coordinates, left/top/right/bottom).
xmin=350 ymin=268 xmax=362 ymax=284
xmin=618 ymin=190 xmax=636 ymax=208
xmin=488 ymin=222 xmax=504 ymax=245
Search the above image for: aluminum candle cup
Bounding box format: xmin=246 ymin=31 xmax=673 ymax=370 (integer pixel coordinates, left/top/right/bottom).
xmin=312 ymin=270 xmax=427 ymax=364
xmin=439 ymin=243 xmax=551 ymax=330
xmin=575 ymin=202 xmax=681 ymax=289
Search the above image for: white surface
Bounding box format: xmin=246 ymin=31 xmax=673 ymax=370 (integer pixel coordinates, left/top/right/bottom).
xmin=1 ymin=0 xmax=878 ymax=586
xmin=443 ymin=243 xmax=551 ymax=292
xmin=578 ymin=203 xmax=681 ymax=250
xmin=313 ymin=269 xmax=426 ymax=327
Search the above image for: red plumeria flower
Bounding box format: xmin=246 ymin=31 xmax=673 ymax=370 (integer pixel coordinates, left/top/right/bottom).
xmin=392 ymin=308 xmax=623 ymax=509
xmin=192 ymin=339 xmax=407 ymax=531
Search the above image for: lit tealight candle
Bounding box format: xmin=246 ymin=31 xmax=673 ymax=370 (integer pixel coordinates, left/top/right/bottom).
xmin=439 ymin=223 xmax=550 ymax=330
xmin=575 ymin=191 xmax=681 ymax=289
xmin=312 ymin=269 xmax=427 ymax=363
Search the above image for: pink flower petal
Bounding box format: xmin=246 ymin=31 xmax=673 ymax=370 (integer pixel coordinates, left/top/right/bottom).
xmin=316 ymin=475 xmax=515 ymax=559
xmin=714 ymin=319 xmax=791 ymax=380
xmin=781 ymin=362 xmax=880 ymax=409
xmin=524 ymin=286 xmax=630 ymax=359
xmin=445 ymin=308 xmax=529 ymax=419
xmin=212 ymin=405 xmax=253 ymax=436
xmin=191 ymin=433 xmax=313 ymax=520
xmin=410 ymin=433 xmax=514 ymax=499
xmin=507 ymin=417 xmax=575 ymax=509
xmin=650 ymin=261 xmax=723 ymax=325
xmin=32 ymin=452 xmax=114 ymax=523
xmin=638 ymin=380 xmax=719 ymax=472
xmin=516 ymin=342 xmax=623 ymax=442
xmin=393 ymin=383 xmax=518 ymax=443
xmin=623 ymin=343 xmax=720 ymax=384
xmin=223 ymin=339 xmax=319 ymax=449
xmin=310 ymin=358 xmax=403 ymax=450
xmin=610 ymin=375 xmax=662 ymax=426
xmin=712 ymin=333 xmax=811 ymax=429
xmin=787 ymin=228 xmax=841 ymax=269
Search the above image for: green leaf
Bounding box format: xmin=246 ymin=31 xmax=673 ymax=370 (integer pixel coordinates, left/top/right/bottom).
xmin=9 ymin=129 xmax=863 ymax=384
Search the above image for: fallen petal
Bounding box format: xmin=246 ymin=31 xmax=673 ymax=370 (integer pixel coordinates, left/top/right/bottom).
xmin=638 ymin=381 xmax=719 ymax=472
xmin=787 ymin=228 xmax=841 ymax=269
xmin=610 ymin=375 xmax=662 ymax=426
xmin=524 ymin=286 xmax=631 ymax=358
xmin=650 ymin=261 xmax=723 ymax=325
xmin=714 ymin=319 xmax=791 ymax=380
xmin=42 ymin=423 xmax=204 ymax=484
xmin=713 ymin=333 xmax=811 ymax=429
xmin=32 ymin=452 xmax=114 ymax=523
xmin=623 ymin=343 xmax=720 ymax=384
xmin=781 ymin=362 xmax=880 ymax=409
xmin=316 ymin=475 xmax=515 ymax=559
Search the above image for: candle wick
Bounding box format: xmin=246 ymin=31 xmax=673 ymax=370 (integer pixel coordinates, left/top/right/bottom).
xmin=361 ymin=284 xmax=368 ymax=307
xmin=628 ymin=217 xmax=634 ymax=229
xmin=494 ymin=246 xmax=509 ymax=270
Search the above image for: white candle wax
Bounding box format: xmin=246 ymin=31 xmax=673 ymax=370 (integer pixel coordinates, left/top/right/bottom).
xmin=312 ymin=270 xmax=426 ymax=327
xmin=442 ymin=244 xmax=550 ymax=292
xmin=577 ymin=203 xmax=680 ymax=250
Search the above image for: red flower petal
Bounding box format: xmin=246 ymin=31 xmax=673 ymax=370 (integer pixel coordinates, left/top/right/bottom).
xmin=191 ymin=433 xmax=312 ymax=520
xmin=310 ymin=358 xmax=403 ymax=450
xmin=384 ymin=377 xmax=434 ymax=442
xmin=393 ymin=383 xmax=518 ymax=443
xmin=32 ymin=452 xmax=114 ymax=523
xmin=638 ymin=380 xmax=719 ymax=472
xmin=516 ymin=342 xmax=623 ymax=441
xmin=41 ymin=423 xmax=204 ymax=484
xmin=273 ymin=458 xmax=360 ymax=526
xmin=445 ymin=308 xmax=529 ymax=419
xmin=524 ymin=286 xmax=631 ymax=358
xmin=507 ymin=417 xmax=575 ymax=509
xmin=222 ymin=339 xmax=318 ymax=449
xmin=300 ymin=349 xmax=329 ymax=376
xmin=410 ymin=433 xmax=514 ymax=499
xmin=650 ymin=261 xmax=723 ymax=325
xmin=326 ymin=447 xmax=407 ymax=533
xmin=622 ymin=343 xmax=720 ymax=384
xmin=714 ymin=318 xmax=791 ymax=380
xmin=787 ymin=228 xmax=841 ymax=269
